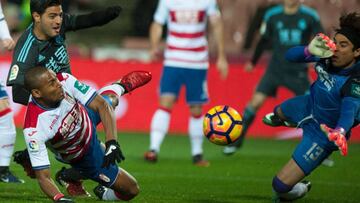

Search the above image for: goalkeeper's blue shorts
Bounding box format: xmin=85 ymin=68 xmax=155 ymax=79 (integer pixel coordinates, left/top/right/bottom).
xmin=160 ymin=66 xmax=208 ymax=105
xmin=280 ymin=95 xmax=338 ymax=175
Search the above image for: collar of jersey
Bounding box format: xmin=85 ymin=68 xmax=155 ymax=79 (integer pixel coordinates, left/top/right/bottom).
xmin=31 ymin=97 xmax=60 ymax=111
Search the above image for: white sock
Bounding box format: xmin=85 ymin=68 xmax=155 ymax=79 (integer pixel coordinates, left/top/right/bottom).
xmin=98 ymin=84 xmax=125 ymax=97
xmin=0 ymin=110 xmax=16 ymax=166
xmin=102 ymin=187 xmax=120 ymax=201
xmin=188 ymin=116 xmax=204 ymax=156
xmin=150 ymin=109 xmax=170 ymax=152
xmin=278 ymin=182 xmax=308 ymax=201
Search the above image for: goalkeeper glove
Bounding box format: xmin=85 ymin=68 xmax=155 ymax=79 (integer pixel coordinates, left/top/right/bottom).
xmin=102 ymin=140 xmax=125 ymax=168
xmin=308 ymin=33 xmax=336 ymax=58
xmin=320 ymin=124 xmax=348 ymax=156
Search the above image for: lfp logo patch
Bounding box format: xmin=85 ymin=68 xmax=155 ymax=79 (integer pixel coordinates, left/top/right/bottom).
xmin=28 ymin=140 xmax=39 ymax=152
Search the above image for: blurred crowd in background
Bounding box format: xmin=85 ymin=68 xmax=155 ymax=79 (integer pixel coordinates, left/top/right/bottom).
xmin=1 ymin=0 xmax=360 ymax=61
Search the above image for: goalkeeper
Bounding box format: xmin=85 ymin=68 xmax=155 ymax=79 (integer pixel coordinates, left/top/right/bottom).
xmin=264 ymin=12 xmax=360 ymax=202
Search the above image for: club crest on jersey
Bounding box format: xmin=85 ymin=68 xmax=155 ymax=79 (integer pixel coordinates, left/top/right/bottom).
xmin=28 ymin=139 xmax=39 ymax=152
xmin=99 ymin=173 xmax=110 ymax=183
xmin=8 ymin=65 xmax=19 ymax=81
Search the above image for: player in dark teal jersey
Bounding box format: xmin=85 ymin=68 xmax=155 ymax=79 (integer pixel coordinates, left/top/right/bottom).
xmin=224 ymin=0 xmax=323 ymax=154
xmin=264 ymin=12 xmax=360 ymax=202
xmin=6 ymin=0 xmax=122 ymax=197
xmin=6 ymin=0 xmax=122 ymax=105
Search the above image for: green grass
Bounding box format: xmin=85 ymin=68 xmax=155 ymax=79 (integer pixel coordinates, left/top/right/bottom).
xmin=1 ymin=131 xmax=360 ymax=203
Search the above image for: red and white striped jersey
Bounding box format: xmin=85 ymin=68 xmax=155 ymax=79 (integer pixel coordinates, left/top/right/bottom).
xmin=154 ymin=0 xmax=220 ymax=69
xmin=23 ymin=73 xmax=97 ymax=169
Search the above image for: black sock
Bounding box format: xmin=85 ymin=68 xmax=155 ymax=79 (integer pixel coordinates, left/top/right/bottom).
xmin=231 ymin=106 xmax=256 ymax=148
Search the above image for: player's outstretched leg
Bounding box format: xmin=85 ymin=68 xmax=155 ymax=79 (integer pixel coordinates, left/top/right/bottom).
xmin=115 ymin=70 xmax=152 ymax=94
xmin=263 ymin=112 xmax=297 ymax=127
xmin=55 ymin=167 xmax=91 ymax=197
xmin=98 ymin=71 xmax=152 ymax=109
xmin=272 ymin=178 xmax=312 ymax=202
xmin=94 ymin=168 xmax=139 ymax=201
xmin=0 ymin=103 xmax=24 ymax=183
xmin=223 ymin=106 xmax=256 ymax=155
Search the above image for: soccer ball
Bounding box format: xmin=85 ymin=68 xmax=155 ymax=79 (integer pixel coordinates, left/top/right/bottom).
xmin=203 ymin=105 xmax=243 ymax=145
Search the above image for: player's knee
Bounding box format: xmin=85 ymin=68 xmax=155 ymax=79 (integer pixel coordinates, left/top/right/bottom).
xmin=129 ymin=182 xmax=140 ymax=198
xmin=101 ymin=94 xmax=119 ymax=109
xmin=272 ymin=176 xmax=292 ymax=193
xmin=117 ymin=182 xmax=139 ymax=201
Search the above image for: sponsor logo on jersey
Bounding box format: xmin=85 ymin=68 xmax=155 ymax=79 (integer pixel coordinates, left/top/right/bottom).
xmin=38 ymin=54 xmax=46 ymax=62
xmin=49 ymin=115 xmax=60 ymax=130
xmin=99 ymin=173 xmax=110 ymax=183
xmin=74 ymin=81 xmax=90 ymax=94
xmin=8 ymin=65 xmax=19 ymax=81
xmin=351 ymin=83 xmax=360 ymax=98
xmin=28 ymin=139 xmax=39 ymax=152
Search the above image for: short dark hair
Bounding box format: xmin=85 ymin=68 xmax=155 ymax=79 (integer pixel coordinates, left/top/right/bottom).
xmin=30 ymin=0 xmax=62 ymax=15
xmin=335 ymin=12 xmax=360 ymax=50
xmin=24 ymin=66 xmax=49 ymax=92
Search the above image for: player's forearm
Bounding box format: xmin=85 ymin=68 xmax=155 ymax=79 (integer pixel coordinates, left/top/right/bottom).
xmin=212 ymin=19 xmax=226 ymax=60
xmin=35 ymin=169 xmax=62 ymax=200
xmin=98 ymin=99 xmax=117 ymax=142
xmin=72 ymin=6 xmax=122 ymax=30
xmin=337 ymin=97 xmax=359 ymax=132
xmin=285 ymin=46 xmax=319 ymax=63
xmin=250 ymin=37 xmax=268 ymax=65
xmin=149 ymin=22 xmax=163 ymax=51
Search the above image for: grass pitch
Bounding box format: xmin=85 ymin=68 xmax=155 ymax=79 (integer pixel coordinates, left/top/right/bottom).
xmin=1 ymin=131 xmax=360 ymax=203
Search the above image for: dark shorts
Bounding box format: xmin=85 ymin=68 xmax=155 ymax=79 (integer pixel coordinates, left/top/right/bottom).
xmin=280 ymin=95 xmax=338 ymax=175
xmin=70 ymin=97 xmax=120 ymax=187
xmin=160 ymin=66 xmax=209 ymax=105
xmin=0 ymin=84 xmax=8 ymax=99
xmin=256 ymin=70 xmax=310 ymax=97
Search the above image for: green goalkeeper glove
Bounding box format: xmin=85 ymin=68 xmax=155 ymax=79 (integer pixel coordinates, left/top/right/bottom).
xmin=308 ymin=33 xmax=336 ymax=58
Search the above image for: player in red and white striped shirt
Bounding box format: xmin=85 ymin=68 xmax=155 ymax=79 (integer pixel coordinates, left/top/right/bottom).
xmin=23 ymin=66 xmax=151 ymax=202
xmin=145 ymin=0 xmax=228 ymax=166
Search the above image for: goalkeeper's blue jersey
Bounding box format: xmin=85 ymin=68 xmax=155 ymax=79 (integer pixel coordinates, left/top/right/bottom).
xmin=286 ymin=46 xmax=360 ymax=135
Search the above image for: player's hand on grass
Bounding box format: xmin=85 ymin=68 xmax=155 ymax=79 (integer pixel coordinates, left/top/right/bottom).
xmin=102 ymin=140 xmax=125 ymax=168
xmin=216 ymin=56 xmax=228 ymax=80
xmin=320 ymin=124 xmax=348 ymax=156
xmin=308 ymin=33 xmax=336 ymax=58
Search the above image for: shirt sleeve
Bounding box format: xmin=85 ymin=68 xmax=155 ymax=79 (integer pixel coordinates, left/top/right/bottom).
xmin=153 ymin=0 xmax=168 ymax=25
xmin=58 ymin=73 xmax=97 ymax=106
xmin=337 ymin=97 xmax=359 ymax=132
xmin=0 ymin=4 xmax=11 ymax=40
xmin=61 ymin=13 xmax=77 ymax=32
xmin=24 ymin=127 xmax=50 ymax=170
